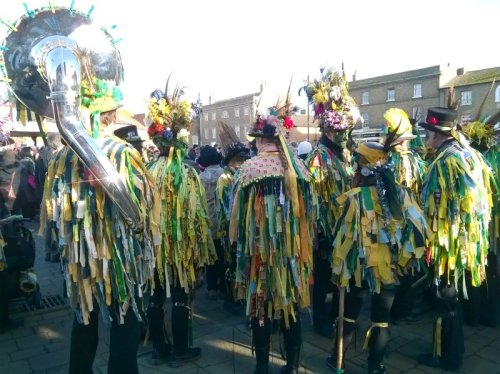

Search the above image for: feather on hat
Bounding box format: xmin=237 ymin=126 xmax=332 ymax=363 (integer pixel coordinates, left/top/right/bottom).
xmin=218 ymin=121 xmax=249 ymax=164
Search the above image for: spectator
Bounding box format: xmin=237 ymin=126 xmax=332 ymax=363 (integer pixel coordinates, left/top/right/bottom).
xmin=297 ymin=140 xmax=312 ymax=161
xmin=198 ymin=145 xmax=224 ymax=300
xmin=12 ymin=146 xmax=37 ymax=219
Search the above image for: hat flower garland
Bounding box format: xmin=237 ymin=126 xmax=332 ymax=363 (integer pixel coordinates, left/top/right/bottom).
xmin=146 ymin=80 xmax=192 ymax=149
xmin=301 ymin=67 xmax=360 ymax=131
xmin=250 ymin=100 xmax=298 ymax=137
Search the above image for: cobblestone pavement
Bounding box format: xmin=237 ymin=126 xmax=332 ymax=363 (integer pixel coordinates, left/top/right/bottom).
xmin=1 ymin=221 xmax=499 ymax=373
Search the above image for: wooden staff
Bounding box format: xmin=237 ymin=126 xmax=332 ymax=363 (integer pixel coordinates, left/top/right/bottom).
xmin=336 ymin=286 xmax=345 ymax=373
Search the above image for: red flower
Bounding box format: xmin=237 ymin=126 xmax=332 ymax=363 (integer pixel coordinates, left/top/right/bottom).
xmin=283 ymin=116 xmax=294 ymax=129
xmin=427 ymin=116 xmax=438 ymax=126
xmin=147 ymin=125 xmax=156 ymax=136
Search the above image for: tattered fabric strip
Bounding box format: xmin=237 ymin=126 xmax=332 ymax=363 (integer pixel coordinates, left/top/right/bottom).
xmin=40 ymin=138 xmax=159 ymax=324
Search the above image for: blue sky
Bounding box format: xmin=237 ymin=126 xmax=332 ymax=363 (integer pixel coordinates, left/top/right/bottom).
xmin=2 ymin=0 xmax=499 ymax=114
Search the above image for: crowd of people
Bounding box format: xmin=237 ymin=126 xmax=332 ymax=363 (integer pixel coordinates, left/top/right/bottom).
xmin=0 ymin=68 xmax=497 ymax=374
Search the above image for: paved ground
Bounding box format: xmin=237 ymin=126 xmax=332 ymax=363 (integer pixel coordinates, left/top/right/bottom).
xmin=1 ymin=221 xmax=500 ymax=373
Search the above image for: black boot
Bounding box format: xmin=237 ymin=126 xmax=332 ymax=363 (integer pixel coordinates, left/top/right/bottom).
xmin=169 ymin=302 xmax=201 ymax=367
xmin=281 ymin=312 xmax=302 ymax=374
xmin=281 ymin=345 xmax=300 ymax=374
xmin=252 ymin=315 xmax=271 ymax=374
xmin=367 ymin=325 xmax=389 ymax=374
xmin=147 ymin=302 xmax=170 ymax=365
xmin=254 ymin=346 xmax=269 ymax=374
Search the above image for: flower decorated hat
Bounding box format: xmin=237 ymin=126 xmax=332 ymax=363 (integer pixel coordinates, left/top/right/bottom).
xmin=248 ymin=81 xmax=298 ymax=138
xmin=301 ymin=67 xmax=361 ymax=132
xmin=146 ymin=78 xmax=192 ymax=149
xmin=418 ymin=107 xmax=457 ymax=135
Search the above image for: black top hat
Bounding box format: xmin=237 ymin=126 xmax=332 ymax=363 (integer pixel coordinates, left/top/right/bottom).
xmin=418 ymin=107 xmax=457 ymax=135
xmin=114 ymin=125 xmax=144 ymax=143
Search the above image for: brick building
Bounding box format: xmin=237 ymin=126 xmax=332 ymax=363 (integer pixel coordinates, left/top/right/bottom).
xmin=348 ymin=65 xmax=457 ymax=131
xmin=198 ymin=85 xmax=263 ymax=146
xmin=348 ymin=65 xmax=500 ymax=132
xmin=442 ymin=67 xmax=500 ymax=123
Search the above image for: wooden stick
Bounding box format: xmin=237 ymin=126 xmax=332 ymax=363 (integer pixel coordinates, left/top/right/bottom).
xmin=336 ymin=286 xmax=345 ymax=373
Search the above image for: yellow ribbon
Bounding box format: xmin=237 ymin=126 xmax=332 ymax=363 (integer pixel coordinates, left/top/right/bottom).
xmin=278 ymin=134 xmax=300 ymax=219
xmin=363 ymin=322 xmax=389 ymax=351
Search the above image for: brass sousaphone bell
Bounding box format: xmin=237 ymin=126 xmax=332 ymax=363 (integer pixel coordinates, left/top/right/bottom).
xmin=2 ymin=6 xmax=142 ymax=231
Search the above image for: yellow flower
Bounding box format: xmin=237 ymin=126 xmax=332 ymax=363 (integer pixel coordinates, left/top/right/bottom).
xmin=312 ymin=89 xmax=328 ymax=104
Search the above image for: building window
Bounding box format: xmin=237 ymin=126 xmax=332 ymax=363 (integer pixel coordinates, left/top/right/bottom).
xmin=212 ymin=128 xmax=217 ymax=139
xmin=204 ymin=128 xmax=209 ymax=140
xmin=361 ymin=91 xmax=369 ymax=105
xmin=387 ymin=88 xmax=395 ymax=102
xmin=191 ymin=135 xmax=199 ymax=146
xmin=222 ymin=110 xmax=229 ymax=119
xmin=235 ymin=108 xmax=240 ymax=117
xmin=211 ymin=112 xmax=216 ymax=120
xmin=461 ymin=91 xmax=472 ymax=106
xmin=243 ymin=107 xmax=249 ymax=116
xmin=235 ymin=125 xmax=240 ymax=137
xmin=413 ymin=83 xmax=422 ymax=98
xmin=461 ymin=113 xmax=473 ymax=123
xmin=204 ymin=113 xmax=209 ymax=121
xmin=361 ymin=113 xmax=369 ymax=127
xmin=412 ymin=106 xmax=422 ymax=121
xmin=495 ymin=85 xmax=500 ymax=103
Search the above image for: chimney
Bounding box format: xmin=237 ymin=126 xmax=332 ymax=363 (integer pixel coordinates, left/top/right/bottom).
xmin=260 ymin=82 xmax=264 ymax=93
xmin=352 ymin=70 xmax=357 ymax=82
xmin=209 ymin=95 xmax=212 ymax=105
xmin=457 ymin=68 xmax=465 ymax=76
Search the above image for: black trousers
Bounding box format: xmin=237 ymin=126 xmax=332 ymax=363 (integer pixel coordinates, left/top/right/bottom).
xmin=146 ymin=273 xmax=193 ymax=355
xmin=462 ymin=252 xmax=499 ymax=327
xmin=68 ymin=307 xmax=141 ymax=374
xmin=390 ymin=269 xmax=427 ymax=321
xmin=206 ymin=239 xmax=225 ymax=292
xmin=312 ymin=236 xmax=335 ymax=328
xmin=147 ymin=271 xmax=168 ymax=354
xmin=334 ymin=284 xmax=392 ymax=369
xmin=170 ymin=284 xmax=191 ymax=353
xmin=434 ymin=282 xmax=464 ymax=371
xmin=251 ymin=303 xmax=302 ymax=351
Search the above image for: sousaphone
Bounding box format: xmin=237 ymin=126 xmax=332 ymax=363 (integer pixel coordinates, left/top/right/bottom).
xmin=1 ymin=6 xmax=142 ymax=231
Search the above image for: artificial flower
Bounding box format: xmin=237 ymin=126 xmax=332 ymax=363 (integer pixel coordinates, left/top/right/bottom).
xmin=329 ymin=86 xmax=341 ymax=101
xmin=177 ymin=128 xmax=190 ymax=144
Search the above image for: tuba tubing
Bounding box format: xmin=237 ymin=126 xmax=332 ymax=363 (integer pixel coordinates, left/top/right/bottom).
xmin=44 ymin=38 xmax=142 ymax=232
